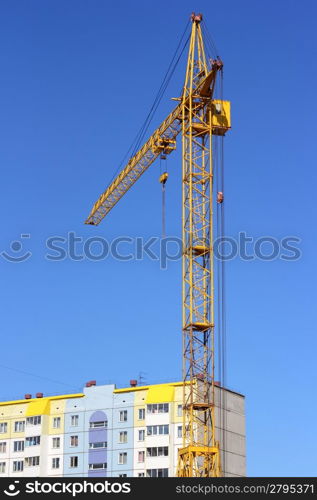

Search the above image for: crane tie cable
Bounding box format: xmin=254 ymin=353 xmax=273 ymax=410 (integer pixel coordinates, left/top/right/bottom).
xmin=107 ymin=20 xmax=190 ymax=186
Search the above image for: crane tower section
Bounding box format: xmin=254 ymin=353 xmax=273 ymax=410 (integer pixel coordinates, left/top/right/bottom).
xmin=177 ymin=13 xmax=230 ymax=477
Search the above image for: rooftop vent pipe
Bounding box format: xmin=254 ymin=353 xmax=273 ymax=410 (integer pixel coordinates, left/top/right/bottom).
xmin=86 ymin=380 xmax=96 ymax=388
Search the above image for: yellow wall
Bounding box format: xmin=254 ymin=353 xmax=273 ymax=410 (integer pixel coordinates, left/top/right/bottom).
xmin=172 ymin=385 xmax=183 ymax=424
xmin=0 ymin=394 xmax=83 ymax=439
xmin=114 ymin=382 xmax=188 ymax=425
xmin=0 ymin=403 xmax=27 ymax=439
xmin=133 ymin=389 xmax=147 ymax=427
xmin=48 ymin=400 xmax=66 ymax=435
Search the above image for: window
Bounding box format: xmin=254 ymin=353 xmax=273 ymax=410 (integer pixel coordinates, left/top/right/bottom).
xmin=138 ymin=408 xmax=145 ymax=420
xmin=13 ymin=441 xmax=24 ymax=452
xmin=53 ymin=417 xmax=61 ymax=429
xmin=138 ymin=429 xmax=145 ymax=441
xmin=25 ymin=436 xmax=40 ymax=447
xmin=14 ymin=421 xmax=25 ymax=433
xmin=70 ymin=456 xmax=78 ymax=468
xmin=13 ymin=460 xmax=23 ymax=472
xmin=0 ymin=462 xmax=5 ymax=473
xmin=177 ymin=426 xmax=182 ymax=438
xmin=0 ymin=423 xmax=7 ymax=434
xmin=0 ymin=442 xmax=6 ymax=453
xmin=118 ymin=452 xmax=127 ymax=465
xmin=119 ymin=431 xmax=127 ymax=444
xmin=146 ymin=468 xmax=168 ymax=477
xmin=147 ymin=403 xmax=169 ymax=414
xmin=138 ymin=473 xmax=145 ymax=477
xmin=70 ymin=435 xmax=78 ymax=447
xmin=25 ymin=456 xmax=40 ymax=467
xmin=89 ymin=463 xmax=107 ymax=470
xmin=119 ymin=474 xmax=127 ymax=477
xmin=177 ymin=404 xmax=182 ymax=417
xmin=146 ymin=446 xmax=169 ymax=457
xmin=89 ymin=421 xmax=107 ymax=429
xmin=138 ymin=451 xmax=145 ymax=463
xmin=52 ymin=437 xmax=60 ymax=449
xmin=89 ymin=442 xmax=107 ymax=449
xmin=71 ymin=415 xmax=79 ymax=426
xmin=147 ymin=425 xmax=169 ymax=436
xmin=52 ymin=457 xmax=60 ymax=469
xmin=26 ymin=416 xmax=41 ymax=426
xmin=119 ymin=410 xmax=127 ymax=422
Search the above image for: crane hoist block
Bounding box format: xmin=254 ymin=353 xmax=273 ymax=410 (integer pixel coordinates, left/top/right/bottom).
xmin=211 ymin=100 xmax=231 ymax=135
xmin=152 ymin=137 xmax=176 ymax=155
xmin=159 ymin=172 xmax=169 ymax=184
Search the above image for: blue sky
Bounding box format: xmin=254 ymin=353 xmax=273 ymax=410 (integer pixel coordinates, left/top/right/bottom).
xmin=0 ymin=0 xmax=316 ymax=476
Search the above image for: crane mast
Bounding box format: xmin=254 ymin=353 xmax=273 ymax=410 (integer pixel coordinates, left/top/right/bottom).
xmin=178 ymin=13 xmax=222 ymax=477
xmin=85 ymin=14 xmax=230 ymax=477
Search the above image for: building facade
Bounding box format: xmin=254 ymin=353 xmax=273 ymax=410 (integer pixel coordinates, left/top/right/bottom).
xmin=0 ymin=381 xmax=246 ymax=477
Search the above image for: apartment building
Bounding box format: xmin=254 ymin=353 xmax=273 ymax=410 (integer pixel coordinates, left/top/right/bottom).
xmin=0 ymin=381 xmax=246 ymax=477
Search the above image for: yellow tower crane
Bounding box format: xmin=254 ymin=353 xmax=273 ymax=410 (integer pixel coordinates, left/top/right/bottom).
xmin=85 ymin=13 xmax=231 ymax=477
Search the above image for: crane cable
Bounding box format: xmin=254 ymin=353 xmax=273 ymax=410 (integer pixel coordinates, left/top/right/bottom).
xmin=215 ymin=66 xmax=227 ymax=474
xmin=107 ymin=21 xmax=190 ymax=186
xmin=159 ymin=155 xmax=168 ymax=238
xmin=201 ymin=22 xmax=220 ymax=60
xmin=131 ymin=25 xmax=190 ymax=157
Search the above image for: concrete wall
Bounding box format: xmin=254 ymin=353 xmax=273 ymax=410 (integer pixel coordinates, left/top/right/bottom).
xmin=214 ymin=386 xmax=246 ymax=477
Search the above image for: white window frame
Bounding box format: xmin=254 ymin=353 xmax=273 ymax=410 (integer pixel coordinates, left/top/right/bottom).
xmin=119 ymin=431 xmax=127 ymax=444
xmin=13 ymin=440 xmax=24 ymax=452
xmin=119 ymin=410 xmax=127 ymax=423
xmin=138 ymin=429 xmax=145 ymax=441
xmin=118 ymin=452 xmax=127 ymax=465
xmin=89 ymin=463 xmax=107 ymax=470
xmin=89 ymin=420 xmax=107 ymax=429
xmin=13 ymin=460 xmax=23 ymax=472
xmin=52 ymin=437 xmax=60 ymax=449
xmin=138 ymin=408 xmax=145 ymax=420
xmin=25 ymin=436 xmax=40 ymax=447
xmin=70 ymin=456 xmax=78 ymax=468
xmin=25 ymin=456 xmax=40 ymax=467
xmin=89 ymin=442 xmax=107 ymax=449
xmin=147 ymin=403 xmax=169 ymax=414
xmin=26 ymin=416 xmax=41 ymax=426
xmin=138 ymin=450 xmax=145 ymax=463
xmin=0 ymin=442 xmax=6 ymax=453
xmin=146 ymin=446 xmax=169 ymax=457
xmin=71 ymin=415 xmax=79 ymax=427
xmin=146 ymin=424 xmax=169 ymax=436
xmin=0 ymin=462 xmax=5 ymax=473
xmin=146 ymin=468 xmax=168 ymax=477
xmin=52 ymin=457 xmax=60 ymax=469
xmin=0 ymin=423 xmax=8 ymax=434
xmin=52 ymin=417 xmax=61 ymax=429
xmin=70 ymin=435 xmax=78 ymax=447
xmin=14 ymin=421 xmax=25 ymax=433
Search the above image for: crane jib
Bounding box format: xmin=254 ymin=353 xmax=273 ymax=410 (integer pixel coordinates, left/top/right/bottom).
xmin=85 ymin=66 xmax=221 ymax=226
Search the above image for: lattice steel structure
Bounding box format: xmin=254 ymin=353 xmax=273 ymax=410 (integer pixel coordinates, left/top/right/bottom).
xmin=178 ymin=14 xmax=221 ymax=477
xmin=85 ymin=13 xmax=230 ymax=477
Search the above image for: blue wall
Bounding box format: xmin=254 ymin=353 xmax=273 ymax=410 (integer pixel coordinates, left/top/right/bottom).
xmin=63 ymin=385 xmax=115 ymax=476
